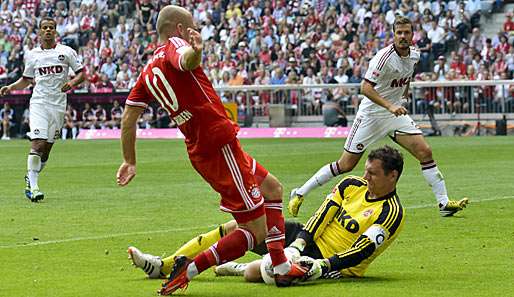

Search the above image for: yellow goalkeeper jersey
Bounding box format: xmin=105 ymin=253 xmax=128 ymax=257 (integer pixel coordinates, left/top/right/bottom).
xmin=303 ymin=175 xmax=405 ymax=277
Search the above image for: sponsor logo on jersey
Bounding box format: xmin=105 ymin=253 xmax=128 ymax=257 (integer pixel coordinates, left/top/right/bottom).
xmin=172 ymin=109 xmax=193 ymax=126
xmin=363 ymin=209 xmax=374 ymax=217
xmin=390 ymin=76 xmax=411 ymax=88
xmin=38 ymin=65 xmax=64 ymax=75
xmin=58 ymin=54 xmax=65 ymax=61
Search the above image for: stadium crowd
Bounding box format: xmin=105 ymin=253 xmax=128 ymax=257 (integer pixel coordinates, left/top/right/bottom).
xmin=0 ymin=0 xmax=513 ymax=139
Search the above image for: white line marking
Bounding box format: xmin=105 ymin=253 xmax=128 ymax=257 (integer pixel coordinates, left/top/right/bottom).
xmin=2 ymin=196 xmax=513 ymax=249
xmin=0 ymin=225 xmax=217 ymax=249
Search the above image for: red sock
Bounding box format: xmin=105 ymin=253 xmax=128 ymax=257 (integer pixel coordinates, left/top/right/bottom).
xmin=264 ymin=202 xmax=287 ymax=266
xmin=193 ymin=228 xmax=255 ymax=273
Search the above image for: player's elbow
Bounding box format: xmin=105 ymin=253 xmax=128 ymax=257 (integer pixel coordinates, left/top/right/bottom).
xmin=360 ymin=80 xmax=373 ymax=97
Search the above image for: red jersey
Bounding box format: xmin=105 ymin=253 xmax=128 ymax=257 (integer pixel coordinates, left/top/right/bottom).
xmin=126 ymin=37 xmax=238 ymax=156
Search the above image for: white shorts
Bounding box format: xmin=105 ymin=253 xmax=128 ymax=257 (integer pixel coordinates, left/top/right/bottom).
xmin=344 ymin=114 xmax=422 ymax=153
xmin=28 ymin=103 xmax=65 ymax=143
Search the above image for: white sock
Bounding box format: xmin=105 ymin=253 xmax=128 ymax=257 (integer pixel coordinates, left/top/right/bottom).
xmin=186 ymin=262 xmax=199 ymax=280
xmin=421 ymin=161 xmax=449 ymax=207
xmin=72 ymin=127 xmax=77 ymax=139
xmin=27 ymin=154 xmax=42 ymax=190
xmin=297 ymin=162 xmax=342 ymax=196
xmin=273 ymin=260 xmax=292 ymax=275
xmin=62 ymin=128 xmax=68 ymax=140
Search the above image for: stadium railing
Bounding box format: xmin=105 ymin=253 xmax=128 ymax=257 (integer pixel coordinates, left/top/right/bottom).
xmin=214 ymin=80 xmax=514 ymax=124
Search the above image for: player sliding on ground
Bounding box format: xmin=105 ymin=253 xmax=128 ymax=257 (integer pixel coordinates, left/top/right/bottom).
xmin=117 ymin=5 xmax=308 ymax=295
xmin=289 ymin=16 xmax=468 ymax=218
xmin=129 ymin=146 xmax=406 ymax=285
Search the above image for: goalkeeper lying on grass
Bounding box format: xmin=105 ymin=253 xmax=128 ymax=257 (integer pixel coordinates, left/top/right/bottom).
xmin=129 ymin=146 xmax=405 ymax=284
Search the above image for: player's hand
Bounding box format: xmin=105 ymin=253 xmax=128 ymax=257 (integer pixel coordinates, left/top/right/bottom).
xmin=61 ymin=82 xmax=73 ymax=92
xmin=0 ymin=86 xmax=12 ymax=96
xmin=387 ymin=104 xmax=408 ymax=117
xmin=187 ymin=28 xmax=203 ymax=53
xmin=296 ymin=256 xmax=323 ymax=282
xmin=288 ymin=195 xmax=304 ymax=217
xmin=117 ymin=162 xmax=136 ymax=186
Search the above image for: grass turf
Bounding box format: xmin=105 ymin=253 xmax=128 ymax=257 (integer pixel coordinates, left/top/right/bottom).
xmin=0 ymin=136 xmax=513 ymax=297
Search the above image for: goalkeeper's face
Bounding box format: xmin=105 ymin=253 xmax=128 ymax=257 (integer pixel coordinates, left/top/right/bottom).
xmin=39 ymin=20 xmax=57 ymax=43
xmin=363 ymin=159 xmax=397 ymax=197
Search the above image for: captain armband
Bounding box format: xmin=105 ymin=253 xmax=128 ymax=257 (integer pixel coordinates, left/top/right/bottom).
xmin=362 ymin=225 xmax=388 ymax=248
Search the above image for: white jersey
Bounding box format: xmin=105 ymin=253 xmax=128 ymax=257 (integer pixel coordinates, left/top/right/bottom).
xmin=23 ymin=43 xmax=83 ymax=109
xmin=359 ymin=44 xmax=420 ymax=117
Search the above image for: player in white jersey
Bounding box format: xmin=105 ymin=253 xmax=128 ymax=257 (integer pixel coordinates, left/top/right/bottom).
xmin=290 ymin=16 xmax=469 ymax=217
xmin=0 ymin=18 xmax=84 ymax=202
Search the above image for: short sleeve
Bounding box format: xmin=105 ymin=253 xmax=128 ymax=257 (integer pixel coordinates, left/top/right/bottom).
xmin=167 ymin=37 xmax=192 ymax=71
xmin=364 ymin=49 xmax=391 ymax=86
xmin=23 ymin=52 xmax=35 ymax=79
xmin=67 ymin=47 xmax=84 ymax=73
xmin=126 ymin=75 xmax=152 ymax=108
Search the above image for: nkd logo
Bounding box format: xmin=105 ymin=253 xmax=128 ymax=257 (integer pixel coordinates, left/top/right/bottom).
xmin=38 ymin=65 xmax=64 ymax=75
xmin=390 ymin=77 xmax=411 ymax=88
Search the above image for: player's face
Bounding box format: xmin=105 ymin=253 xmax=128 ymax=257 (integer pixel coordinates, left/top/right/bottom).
xmin=39 ymin=20 xmax=57 ymax=42
xmin=393 ymin=23 xmax=413 ymax=50
xmin=363 ymin=159 xmax=397 ymax=197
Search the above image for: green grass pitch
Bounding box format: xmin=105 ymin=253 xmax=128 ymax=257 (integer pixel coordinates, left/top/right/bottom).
xmin=1 ymin=137 xmax=513 ymax=297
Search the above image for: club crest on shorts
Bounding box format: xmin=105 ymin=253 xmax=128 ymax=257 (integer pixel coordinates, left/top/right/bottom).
xmin=34 ymin=129 xmax=40 ymax=135
xmin=249 ymin=185 xmax=261 ymax=199
xmin=58 ymin=54 xmax=65 ymax=61
xmin=356 ymin=143 xmax=364 ymax=150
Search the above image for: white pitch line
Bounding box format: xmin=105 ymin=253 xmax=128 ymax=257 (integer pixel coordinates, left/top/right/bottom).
xmin=1 ymin=196 xmax=513 ymax=249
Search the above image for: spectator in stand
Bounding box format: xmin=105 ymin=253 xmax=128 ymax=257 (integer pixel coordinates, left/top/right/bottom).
xmin=504 ymin=13 xmax=514 ymax=38
xmin=93 ymin=73 xmax=114 ymax=93
xmin=470 ymin=27 xmax=486 ymax=53
xmin=0 ymin=102 xmax=14 ymax=140
xmin=137 ymin=0 xmax=156 ymax=26
xmin=434 ymin=55 xmax=449 ymax=81
xmin=428 ymin=20 xmax=446 ymax=59
xmin=100 ymin=56 xmax=117 ymax=81
xmin=108 ymin=99 xmax=123 ymax=129
xmin=138 ymin=105 xmax=154 ymax=129
xmin=19 ymin=105 xmax=30 ymax=138
xmin=82 ymin=102 xmax=96 ymax=129
xmin=62 ymin=104 xmax=79 ymax=140
xmin=155 ymin=106 xmax=171 ymax=128
xmin=94 ymin=104 xmax=107 ymax=129
xmin=322 ymin=93 xmax=347 ymax=127
xmin=450 ymin=54 xmax=467 ymax=76
xmin=417 ymin=30 xmax=432 ymax=73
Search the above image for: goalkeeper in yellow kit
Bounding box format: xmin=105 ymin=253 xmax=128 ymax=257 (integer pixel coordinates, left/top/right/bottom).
xmin=129 ymin=146 xmax=405 ymax=281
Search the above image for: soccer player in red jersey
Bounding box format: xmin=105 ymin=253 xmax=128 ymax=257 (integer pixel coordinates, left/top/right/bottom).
xmin=116 ymin=5 xmax=307 ymax=295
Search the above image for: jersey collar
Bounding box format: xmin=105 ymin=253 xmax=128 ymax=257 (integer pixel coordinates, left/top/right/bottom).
xmin=40 ymin=43 xmax=58 ymax=50
xmin=393 ymin=44 xmax=409 ymax=58
xmin=365 ymin=189 xmax=397 ymax=202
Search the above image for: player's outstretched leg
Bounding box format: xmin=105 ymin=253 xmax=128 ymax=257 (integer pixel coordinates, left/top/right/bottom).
xmin=289 ymin=152 xmax=361 ymax=217
xmin=127 ymin=246 xmax=165 ymax=279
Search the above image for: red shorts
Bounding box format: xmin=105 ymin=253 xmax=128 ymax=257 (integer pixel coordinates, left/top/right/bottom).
xmin=190 ymin=139 xmax=269 ymax=224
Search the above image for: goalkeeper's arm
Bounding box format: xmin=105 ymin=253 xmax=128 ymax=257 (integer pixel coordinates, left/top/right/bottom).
xmin=317 ymin=225 xmax=388 ymax=276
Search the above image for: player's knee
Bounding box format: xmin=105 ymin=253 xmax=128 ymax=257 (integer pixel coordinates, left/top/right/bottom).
xmin=418 ymin=145 xmax=433 ymax=161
